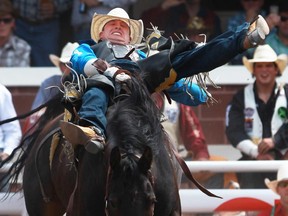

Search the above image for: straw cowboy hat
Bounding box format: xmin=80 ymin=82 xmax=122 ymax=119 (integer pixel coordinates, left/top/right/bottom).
xmin=91 ymin=7 xmax=144 ymax=44
xmin=265 ymin=164 xmax=288 ymax=194
xmin=243 ymin=44 xmax=288 ymax=75
xmin=49 ymin=42 xmax=79 ymax=67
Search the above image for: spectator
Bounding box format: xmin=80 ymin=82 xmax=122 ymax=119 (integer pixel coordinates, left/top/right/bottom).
xmin=227 ymin=0 xmax=266 ymax=30
xmin=227 ymin=0 xmax=279 ymax=65
xmin=0 ymin=0 xmax=31 ymax=67
xmin=141 ymin=0 xmax=222 ymax=41
xmin=71 ymin=0 xmax=138 ymax=42
xmin=152 ymin=92 xmax=209 ymax=161
xmin=266 ymin=0 xmax=288 ymax=56
xmin=153 ymin=92 xmax=239 ymax=190
xmin=257 ymin=164 xmax=288 ymax=216
xmin=11 ymin=0 xmax=72 ymax=66
xmin=0 ymin=83 xmax=22 ymax=191
xmin=184 ymin=15 xmax=213 ymax=43
xmin=23 ymin=42 xmax=79 ymax=134
xmin=226 ymin=44 xmax=288 ymax=188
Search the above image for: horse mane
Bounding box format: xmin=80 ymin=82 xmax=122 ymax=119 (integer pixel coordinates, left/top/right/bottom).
xmin=121 ymin=156 xmax=139 ymax=179
xmin=0 ymin=92 xmax=64 ymax=192
xmin=106 ymin=75 xmax=166 ymax=211
xmin=107 ymin=75 xmax=165 ymax=156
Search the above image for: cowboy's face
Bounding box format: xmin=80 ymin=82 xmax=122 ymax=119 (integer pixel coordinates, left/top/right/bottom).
xmin=0 ymin=14 xmax=14 ymax=40
xmin=99 ymin=20 xmax=131 ymax=45
xmin=277 ymin=180 xmax=288 ymax=204
xmin=253 ymin=62 xmax=278 ymax=85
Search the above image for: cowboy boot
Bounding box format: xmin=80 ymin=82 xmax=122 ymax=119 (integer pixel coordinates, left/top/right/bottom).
xmin=244 ymin=15 xmax=270 ymax=49
xmin=60 ymin=121 xmax=105 ymax=154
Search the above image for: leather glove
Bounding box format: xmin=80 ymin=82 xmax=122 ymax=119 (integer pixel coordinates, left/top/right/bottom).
xmin=104 ymin=67 xmax=131 ymax=82
xmin=93 ymin=59 xmax=131 ymax=82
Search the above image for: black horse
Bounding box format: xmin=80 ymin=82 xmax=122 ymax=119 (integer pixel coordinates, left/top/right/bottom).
xmin=0 ymin=71 xmax=182 ymax=215
xmin=105 ymin=76 xmax=182 ymax=215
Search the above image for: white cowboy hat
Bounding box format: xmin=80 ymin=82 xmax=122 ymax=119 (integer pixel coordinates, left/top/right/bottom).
xmin=49 ymin=42 xmax=79 ymax=67
xmin=265 ymin=164 xmax=288 ymax=194
xmin=243 ymin=44 xmax=288 ymax=75
xmin=90 ymin=7 xmax=144 ymax=44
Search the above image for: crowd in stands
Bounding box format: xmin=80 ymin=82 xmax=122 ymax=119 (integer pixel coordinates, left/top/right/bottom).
xmin=0 ymin=0 xmax=287 ymax=67
xmin=1 ymin=0 xmax=288 ymax=215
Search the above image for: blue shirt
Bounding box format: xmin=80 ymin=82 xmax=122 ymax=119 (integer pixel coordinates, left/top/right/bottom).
xmin=71 ymin=43 xmax=207 ymax=106
xmin=266 ymin=32 xmax=288 ymax=55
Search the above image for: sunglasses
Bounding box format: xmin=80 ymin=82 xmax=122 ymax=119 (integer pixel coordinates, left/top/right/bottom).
xmin=0 ymin=18 xmax=13 ymax=24
xmin=278 ymin=181 xmax=288 ymax=188
xmin=280 ymin=16 xmax=288 ymax=22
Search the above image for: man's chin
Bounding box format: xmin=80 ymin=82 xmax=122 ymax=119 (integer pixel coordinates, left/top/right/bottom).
xmin=108 ymin=38 xmax=127 ymax=45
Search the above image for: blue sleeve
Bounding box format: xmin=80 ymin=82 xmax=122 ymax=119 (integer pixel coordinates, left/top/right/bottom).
xmin=137 ymin=50 xmax=146 ymax=59
xmin=166 ymin=78 xmax=207 ymax=106
xmin=70 ymin=43 xmax=97 ymax=76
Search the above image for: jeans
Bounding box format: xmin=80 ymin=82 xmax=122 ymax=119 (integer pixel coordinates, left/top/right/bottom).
xmin=15 ymin=18 xmax=60 ymax=67
xmin=79 ymin=22 xmax=249 ymax=134
xmin=78 ymin=87 xmax=109 ymax=135
xmin=171 ymin=23 xmax=249 ymax=78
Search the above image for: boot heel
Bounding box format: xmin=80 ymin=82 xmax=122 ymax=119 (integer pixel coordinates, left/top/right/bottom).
xmin=247 ymin=15 xmax=269 ymax=46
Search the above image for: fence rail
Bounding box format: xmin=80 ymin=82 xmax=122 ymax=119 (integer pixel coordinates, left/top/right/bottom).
xmin=186 ymin=160 xmax=285 ymax=172
xmin=0 ymin=160 xmax=286 ymax=214
xmin=0 ymin=192 xmax=27 ymax=216
xmin=1 ymin=66 xmax=288 ymax=86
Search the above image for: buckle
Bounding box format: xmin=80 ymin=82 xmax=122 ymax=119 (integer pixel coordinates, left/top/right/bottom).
xmin=90 ymin=126 xmax=106 ymax=140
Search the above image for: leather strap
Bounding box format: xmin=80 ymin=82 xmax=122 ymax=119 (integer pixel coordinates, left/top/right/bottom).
xmin=167 ymin=140 xmax=222 ymax=199
xmin=92 ymin=58 xmax=109 ymax=73
xmin=34 ymin=114 xmax=64 ymax=202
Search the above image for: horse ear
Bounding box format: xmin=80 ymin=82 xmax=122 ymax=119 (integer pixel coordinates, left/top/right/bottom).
xmin=110 ymin=147 xmax=121 ymax=170
xmin=138 ymin=146 xmax=153 ymax=174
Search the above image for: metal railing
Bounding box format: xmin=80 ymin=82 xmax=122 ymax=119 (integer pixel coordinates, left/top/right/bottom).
xmin=0 ymin=160 xmax=285 ymax=215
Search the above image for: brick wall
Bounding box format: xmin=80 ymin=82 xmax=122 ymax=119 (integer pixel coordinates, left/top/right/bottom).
xmin=8 ymin=85 xmax=245 ymax=145
xmin=192 ymin=85 xmax=244 ymax=145
xmin=8 ymin=87 xmax=38 ymax=131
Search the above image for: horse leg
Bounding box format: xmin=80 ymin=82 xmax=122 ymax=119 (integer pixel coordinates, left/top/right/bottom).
xmin=23 ymin=160 xmax=65 ymax=216
xmin=23 ymin=136 xmax=66 ymax=216
xmin=71 ymin=151 xmax=107 ymax=216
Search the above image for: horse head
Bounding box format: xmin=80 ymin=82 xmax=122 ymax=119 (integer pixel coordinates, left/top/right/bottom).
xmin=106 ymin=146 xmax=156 ymax=216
